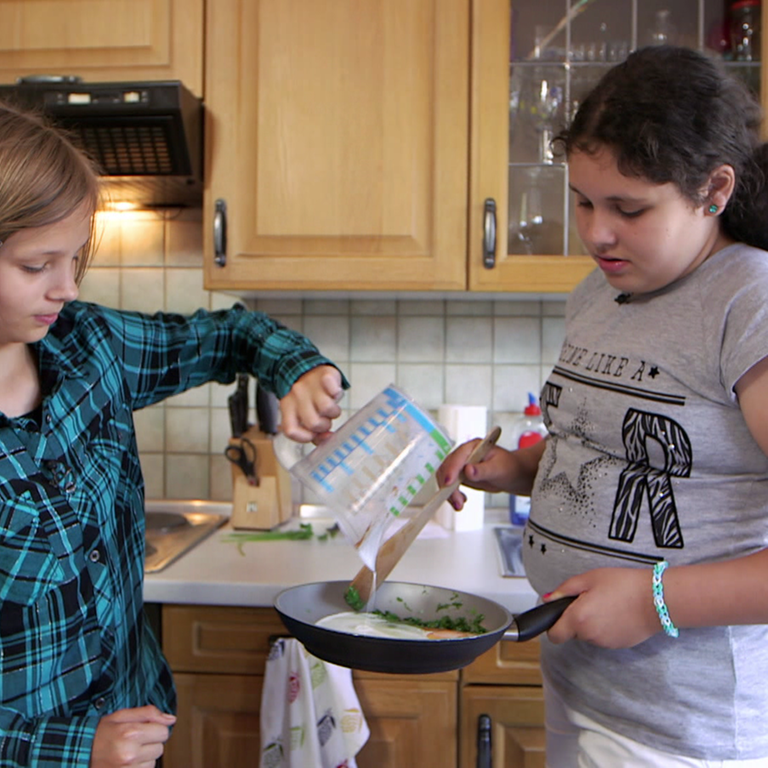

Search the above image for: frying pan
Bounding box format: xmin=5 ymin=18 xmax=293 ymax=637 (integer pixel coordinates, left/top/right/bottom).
xmin=274 ymin=581 xmax=574 ymax=674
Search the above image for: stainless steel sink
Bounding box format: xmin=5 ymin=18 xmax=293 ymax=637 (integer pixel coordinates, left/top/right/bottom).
xmin=493 ymin=526 xmax=526 ymax=577
xmin=144 ymin=500 xmax=228 ymax=573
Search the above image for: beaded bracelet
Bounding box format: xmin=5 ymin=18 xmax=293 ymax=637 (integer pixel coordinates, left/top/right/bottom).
xmin=652 ymin=560 xmax=679 ymax=638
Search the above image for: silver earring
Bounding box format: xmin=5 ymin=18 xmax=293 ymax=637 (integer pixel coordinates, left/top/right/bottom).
xmin=708 ymin=204 xmax=718 ymax=214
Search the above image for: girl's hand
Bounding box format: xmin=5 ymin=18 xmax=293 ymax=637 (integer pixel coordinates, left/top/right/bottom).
xmin=544 ymin=567 xmax=662 ymax=649
xmin=435 ymin=439 xmax=515 ymax=510
xmin=279 ymin=366 xmax=344 ymax=444
xmin=91 ymin=705 xmax=176 ymax=768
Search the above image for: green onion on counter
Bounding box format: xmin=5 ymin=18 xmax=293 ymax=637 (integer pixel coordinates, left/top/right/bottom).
xmin=221 ymin=523 xmax=340 ymax=556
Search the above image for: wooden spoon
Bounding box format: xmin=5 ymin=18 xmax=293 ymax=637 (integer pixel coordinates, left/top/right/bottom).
xmin=348 ymin=426 xmax=502 ymax=607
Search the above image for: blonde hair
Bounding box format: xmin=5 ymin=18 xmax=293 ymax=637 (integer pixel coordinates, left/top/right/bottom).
xmin=0 ymin=102 xmax=101 ymax=283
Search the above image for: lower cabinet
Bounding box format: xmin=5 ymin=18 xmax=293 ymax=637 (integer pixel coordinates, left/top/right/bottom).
xmin=161 ymin=604 xmax=458 ymax=768
xmin=160 ymin=604 xmax=546 ymax=768
xmin=459 ymin=634 xmax=546 ymax=768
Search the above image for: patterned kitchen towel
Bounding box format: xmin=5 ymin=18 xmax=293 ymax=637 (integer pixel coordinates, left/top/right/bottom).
xmin=259 ymin=638 xmax=370 ymax=768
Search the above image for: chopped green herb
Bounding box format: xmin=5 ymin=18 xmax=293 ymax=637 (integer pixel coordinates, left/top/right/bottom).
xmin=344 ymin=586 xmax=365 ymax=611
xmin=371 ymin=608 xmax=487 ymax=635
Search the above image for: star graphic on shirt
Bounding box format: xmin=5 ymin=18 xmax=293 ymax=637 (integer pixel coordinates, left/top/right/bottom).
xmin=528 ymin=534 xmax=535 ymax=548
xmin=540 ymin=543 xmax=547 ymax=554
xmin=648 ymin=366 xmax=660 ymax=378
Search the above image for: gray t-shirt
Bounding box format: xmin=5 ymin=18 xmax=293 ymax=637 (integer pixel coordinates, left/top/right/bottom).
xmin=522 ymin=243 xmax=768 ymax=760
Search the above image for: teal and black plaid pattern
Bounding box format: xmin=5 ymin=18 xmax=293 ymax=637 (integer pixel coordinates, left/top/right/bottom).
xmin=0 ymin=301 xmax=336 ymax=766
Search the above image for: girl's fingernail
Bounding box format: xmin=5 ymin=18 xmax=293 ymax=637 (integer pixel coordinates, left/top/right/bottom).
xmin=542 ymin=592 xmax=552 ymax=600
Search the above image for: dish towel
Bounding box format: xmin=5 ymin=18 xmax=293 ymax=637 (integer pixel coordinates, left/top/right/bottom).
xmin=259 ymin=638 xmax=370 ymax=768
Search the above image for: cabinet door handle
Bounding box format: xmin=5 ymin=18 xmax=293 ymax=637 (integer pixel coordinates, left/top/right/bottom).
xmin=477 ymin=713 xmax=492 ymax=768
xmin=483 ymin=198 xmax=497 ymax=268
xmin=213 ymin=198 xmax=227 ymax=267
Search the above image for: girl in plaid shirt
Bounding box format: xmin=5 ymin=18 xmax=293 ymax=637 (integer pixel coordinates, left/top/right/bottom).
xmin=0 ymin=102 xmax=346 ymax=767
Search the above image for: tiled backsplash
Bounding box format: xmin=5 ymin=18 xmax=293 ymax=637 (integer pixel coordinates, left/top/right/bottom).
xmin=78 ymin=209 xmax=567 ymax=508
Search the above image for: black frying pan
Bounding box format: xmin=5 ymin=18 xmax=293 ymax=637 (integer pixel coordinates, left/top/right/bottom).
xmin=274 ymin=581 xmax=574 ymax=674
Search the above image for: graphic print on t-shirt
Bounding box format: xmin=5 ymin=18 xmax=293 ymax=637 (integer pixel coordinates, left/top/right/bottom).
xmin=610 ymin=408 xmax=689 ymax=548
xmin=531 ymin=342 xmax=692 ymax=562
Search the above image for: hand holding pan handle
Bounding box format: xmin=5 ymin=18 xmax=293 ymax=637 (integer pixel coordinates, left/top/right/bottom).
xmin=503 ymin=595 xmax=577 ymax=642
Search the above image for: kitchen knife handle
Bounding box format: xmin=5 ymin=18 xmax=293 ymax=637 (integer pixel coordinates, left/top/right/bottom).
xmin=503 ymin=595 xmax=576 ymax=642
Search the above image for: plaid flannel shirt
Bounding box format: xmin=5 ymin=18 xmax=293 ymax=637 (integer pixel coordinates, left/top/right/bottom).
xmin=0 ymin=301 xmax=340 ymax=766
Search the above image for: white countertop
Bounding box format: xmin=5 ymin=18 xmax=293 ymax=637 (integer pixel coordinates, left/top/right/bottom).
xmin=143 ymin=505 xmax=539 ymax=615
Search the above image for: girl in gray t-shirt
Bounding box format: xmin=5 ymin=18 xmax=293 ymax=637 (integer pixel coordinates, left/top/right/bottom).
xmin=439 ymin=45 xmax=768 ymax=764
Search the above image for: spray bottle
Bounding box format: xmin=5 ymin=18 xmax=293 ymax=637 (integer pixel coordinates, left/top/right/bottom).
xmin=509 ymin=392 xmax=548 ymax=526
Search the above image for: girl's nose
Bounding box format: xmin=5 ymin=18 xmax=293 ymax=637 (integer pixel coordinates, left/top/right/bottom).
xmin=580 ymin=209 xmax=617 ymax=249
xmin=49 ymin=261 xmax=80 ymax=302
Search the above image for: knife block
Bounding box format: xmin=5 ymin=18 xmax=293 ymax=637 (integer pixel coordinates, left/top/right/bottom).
xmin=229 ymin=427 xmax=293 ymax=530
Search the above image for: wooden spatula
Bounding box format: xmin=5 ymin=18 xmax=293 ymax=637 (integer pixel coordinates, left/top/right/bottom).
xmin=348 ymin=426 xmax=502 ymax=607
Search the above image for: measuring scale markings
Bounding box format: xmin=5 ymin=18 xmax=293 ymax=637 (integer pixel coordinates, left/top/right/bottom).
xmin=295 ymin=386 xmax=453 ymax=564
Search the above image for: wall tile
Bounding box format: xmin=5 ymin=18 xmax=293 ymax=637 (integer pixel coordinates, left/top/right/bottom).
xmin=494 ymin=316 xmax=541 ymax=364
xmin=134 ymin=404 xmax=165 ymax=453
xmin=254 ymin=298 xmax=303 ymax=315
xmin=166 ymin=406 xmax=210 ymax=453
xmin=346 ymin=363 xmax=397 ymax=407
xmin=492 ymin=364 xmax=543 ymax=412
xmin=397 ymin=316 xmax=444 ymax=363
xmin=121 ymin=268 xmax=165 ymax=313
xmin=351 ymin=299 xmax=396 ymax=315
xmin=78 ymin=268 xmax=121 ymax=308
xmin=303 ymin=315 xmax=350 ymax=363
xmin=118 ymin=215 xmax=165 ymax=267
xmin=446 ymin=299 xmax=493 ymax=316
xmin=397 ymin=364 xmax=445 ymax=409
xmin=165 ymin=454 xmax=210 ymax=499
xmin=350 ymin=316 xmax=396 ymax=363
xmin=304 ymin=299 xmax=351 ymax=314
xmin=210 ymin=455 xmax=234 ymax=502
xmin=445 ymin=364 xmax=492 ymax=406
xmin=210 ymin=407 xmax=234 ymax=452
xmin=165 ymin=268 xmax=210 ymax=314
xmin=493 ymin=299 xmax=541 ymax=317
xmin=398 ymin=299 xmax=445 ymax=316
xmin=446 ymin=316 xmax=493 ymax=363
xmin=542 ymin=316 xmax=567 ymax=364
xmin=165 ymin=385 xmax=210 ymax=408
xmin=141 ymin=453 xmax=165 ymax=499
xmin=165 ymin=210 xmax=203 ymax=266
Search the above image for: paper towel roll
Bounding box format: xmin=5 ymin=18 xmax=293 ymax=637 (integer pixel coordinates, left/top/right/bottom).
xmin=436 ymin=404 xmax=488 ymax=531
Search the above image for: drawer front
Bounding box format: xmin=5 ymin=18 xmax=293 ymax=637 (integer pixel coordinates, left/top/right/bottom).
xmin=162 ymin=604 xmax=458 ymax=681
xmin=461 ymin=638 xmax=543 ymax=686
xmin=163 ymin=605 xmax=286 ymax=674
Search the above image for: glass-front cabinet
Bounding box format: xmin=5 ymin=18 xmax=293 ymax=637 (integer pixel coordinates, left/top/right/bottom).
xmin=470 ymin=0 xmax=762 ymax=292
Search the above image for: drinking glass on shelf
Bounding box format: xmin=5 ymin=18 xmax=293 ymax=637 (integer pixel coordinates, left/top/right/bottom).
xmin=529 ymin=77 xmax=564 ymax=164
xmin=509 ymin=183 xmax=544 ymax=255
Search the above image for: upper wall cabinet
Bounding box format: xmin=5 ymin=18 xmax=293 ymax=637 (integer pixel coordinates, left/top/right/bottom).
xmin=204 ymin=0 xmax=766 ymax=294
xmin=204 ymin=0 xmax=471 ymax=292
xmin=0 ymin=0 xmax=203 ymax=97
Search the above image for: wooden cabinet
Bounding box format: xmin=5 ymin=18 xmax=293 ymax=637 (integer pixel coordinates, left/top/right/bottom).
xmin=202 ymin=0 xmax=588 ymax=293
xmin=459 ymin=637 xmax=546 ymax=768
xmin=161 ymin=604 xmax=458 ymax=768
xmin=203 ymin=0 xmax=471 ymax=292
xmin=0 ymin=0 xmax=203 ymax=97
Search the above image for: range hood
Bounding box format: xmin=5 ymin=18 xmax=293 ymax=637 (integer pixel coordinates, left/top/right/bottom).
xmin=0 ymin=78 xmax=203 ymax=208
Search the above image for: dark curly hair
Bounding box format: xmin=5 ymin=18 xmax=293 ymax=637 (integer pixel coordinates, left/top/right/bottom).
xmin=553 ymin=45 xmax=768 ymax=250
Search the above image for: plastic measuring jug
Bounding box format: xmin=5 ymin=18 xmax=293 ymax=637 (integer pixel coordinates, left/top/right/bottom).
xmin=276 ymin=384 xmax=453 ymax=569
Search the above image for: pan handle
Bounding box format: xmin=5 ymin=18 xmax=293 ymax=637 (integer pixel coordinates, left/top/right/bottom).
xmin=502 ymin=595 xmax=576 ymax=642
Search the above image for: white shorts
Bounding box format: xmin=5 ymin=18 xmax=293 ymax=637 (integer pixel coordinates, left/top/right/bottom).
xmin=544 ymin=679 xmax=768 ymax=768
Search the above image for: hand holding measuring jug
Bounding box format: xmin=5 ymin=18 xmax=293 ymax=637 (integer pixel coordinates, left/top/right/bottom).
xmin=275 ymin=384 xmax=454 ymax=569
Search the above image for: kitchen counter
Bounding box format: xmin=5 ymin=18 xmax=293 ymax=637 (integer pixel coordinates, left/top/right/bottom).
xmin=143 ymin=504 xmax=539 ymax=614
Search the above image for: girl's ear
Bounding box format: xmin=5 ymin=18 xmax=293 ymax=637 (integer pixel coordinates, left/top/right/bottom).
xmin=705 ymin=164 xmax=736 ymax=212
